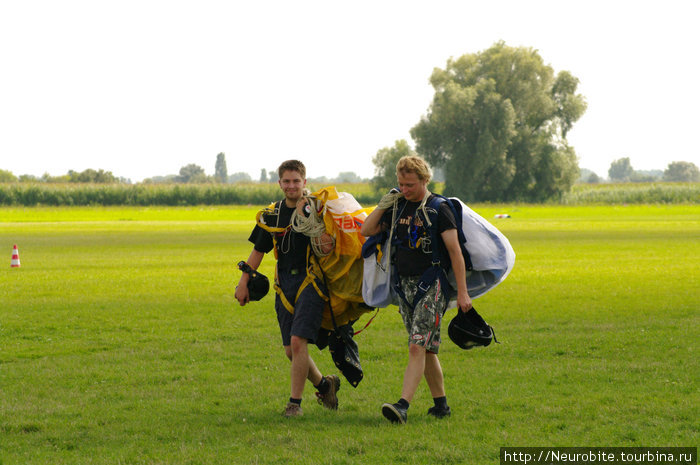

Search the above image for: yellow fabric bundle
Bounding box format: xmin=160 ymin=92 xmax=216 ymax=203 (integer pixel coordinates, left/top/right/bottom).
xmin=310 ymin=187 xmax=374 ymax=328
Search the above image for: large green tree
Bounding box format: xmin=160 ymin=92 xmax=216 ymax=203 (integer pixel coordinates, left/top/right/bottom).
xmin=411 ymin=42 xmax=586 ymax=202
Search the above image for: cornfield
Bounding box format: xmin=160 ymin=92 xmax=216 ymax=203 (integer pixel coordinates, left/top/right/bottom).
xmin=560 ymin=182 xmax=699 ymax=205
xmin=0 ymin=182 xmax=697 ymax=206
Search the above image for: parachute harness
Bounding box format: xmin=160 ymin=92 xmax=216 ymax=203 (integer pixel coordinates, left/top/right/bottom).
xmin=379 ymin=190 xmax=431 ymax=272
xmin=254 ymin=196 xmax=330 ymax=315
xmin=256 ymin=188 xmax=375 ymax=333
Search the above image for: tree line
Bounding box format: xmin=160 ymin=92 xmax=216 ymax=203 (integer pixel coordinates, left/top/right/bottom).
xmin=2 ymin=43 xmax=699 ymax=198
xmin=2 ymin=155 xmax=696 ymax=188
xmin=141 ymin=154 xmax=373 ymax=185
xmin=0 ymin=168 xmax=127 ymax=184
xmin=600 ymin=158 xmax=699 ymax=183
xmin=0 ymin=152 xmax=373 ymax=186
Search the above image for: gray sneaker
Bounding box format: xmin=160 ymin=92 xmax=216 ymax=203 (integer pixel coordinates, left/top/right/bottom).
xmin=315 ymin=375 xmax=340 ymax=410
xmin=283 ymin=402 xmax=303 ymax=417
xmin=381 ymin=402 xmax=407 ymax=424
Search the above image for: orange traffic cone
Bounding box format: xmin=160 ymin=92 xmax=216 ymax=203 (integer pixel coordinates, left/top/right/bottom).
xmin=11 ymin=245 xmax=20 ymax=268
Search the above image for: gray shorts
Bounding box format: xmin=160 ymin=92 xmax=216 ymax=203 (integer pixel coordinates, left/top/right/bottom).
xmin=275 ymin=269 xmax=326 ymax=346
xmin=398 ymin=275 xmax=448 ymax=354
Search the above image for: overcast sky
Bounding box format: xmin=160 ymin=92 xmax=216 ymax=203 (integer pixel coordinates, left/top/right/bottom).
xmin=1 ymin=0 xmax=698 ymax=182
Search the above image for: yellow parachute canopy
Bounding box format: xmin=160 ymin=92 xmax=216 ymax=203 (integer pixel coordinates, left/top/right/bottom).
xmin=310 ymin=187 xmax=374 ymax=329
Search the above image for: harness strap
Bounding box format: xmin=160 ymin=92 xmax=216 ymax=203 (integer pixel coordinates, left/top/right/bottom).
xmin=273 ymin=282 xmax=295 ymax=313
xmin=395 ymin=265 xmax=452 ymax=310
xmin=273 ymin=247 xmax=329 ymax=315
xmin=438 ymin=196 xmax=474 ymax=272
xmin=257 ymin=201 xmax=328 ymax=313
xmin=391 ymin=195 xmax=467 ymax=309
xmin=256 ymin=201 xmax=289 ymax=261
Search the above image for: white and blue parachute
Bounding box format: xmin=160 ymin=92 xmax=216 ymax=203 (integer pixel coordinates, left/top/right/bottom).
xmin=447 ymin=198 xmax=515 ymax=303
xmin=362 ymin=197 xmax=515 ymax=308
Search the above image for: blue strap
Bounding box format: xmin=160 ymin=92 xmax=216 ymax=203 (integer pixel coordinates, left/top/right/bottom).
xmin=393 ymin=196 xmax=448 ymax=309
xmin=392 ymin=195 xmax=474 ymax=309
xmin=395 ymin=265 xmax=452 ymax=310
xmin=420 ymin=195 xmax=473 ymax=272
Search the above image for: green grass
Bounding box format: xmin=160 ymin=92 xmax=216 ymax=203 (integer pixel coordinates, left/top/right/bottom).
xmin=1 ymin=205 xmax=698 ymax=464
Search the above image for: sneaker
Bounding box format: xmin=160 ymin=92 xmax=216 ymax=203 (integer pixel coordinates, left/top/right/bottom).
xmin=381 ymin=402 xmax=407 ymax=424
xmin=315 ymin=375 xmax=341 ymax=410
xmin=283 ymin=402 xmax=303 ymax=417
xmin=427 ymin=405 xmax=451 ymax=418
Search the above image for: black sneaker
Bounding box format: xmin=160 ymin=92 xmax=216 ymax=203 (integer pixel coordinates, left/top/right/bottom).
xmin=427 ymin=405 xmax=451 ymax=418
xmin=381 ymin=402 xmax=407 ymax=424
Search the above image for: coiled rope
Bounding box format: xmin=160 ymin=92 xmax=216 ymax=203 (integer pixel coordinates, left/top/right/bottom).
xmin=290 ymin=192 xmax=336 ymax=257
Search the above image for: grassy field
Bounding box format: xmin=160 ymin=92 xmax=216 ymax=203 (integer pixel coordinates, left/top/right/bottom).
xmin=1 ymin=204 xmax=698 ymax=464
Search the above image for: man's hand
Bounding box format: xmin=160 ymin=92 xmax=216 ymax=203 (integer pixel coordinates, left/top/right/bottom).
xmin=377 ymin=189 xmax=403 ymax=210
xmin=235 ymin=283 xmax=250 ymax=306
xmin=457 ymin=292 xmax=473 ymax=313
xmin=236 ymin=250 xmax=265 ymax=306
xmin=361 ymin=189 xmax=401 ymax=237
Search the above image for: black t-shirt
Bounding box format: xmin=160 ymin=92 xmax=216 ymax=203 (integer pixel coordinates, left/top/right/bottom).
xmin=380 ymin=195 xmax=458 ymax=276
xmin=248 ymin=201 xmax=310 ymax=271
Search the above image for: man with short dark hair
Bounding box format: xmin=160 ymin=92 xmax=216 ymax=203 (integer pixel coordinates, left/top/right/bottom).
xmin=236 ymin=160 xmax=340 ymax=417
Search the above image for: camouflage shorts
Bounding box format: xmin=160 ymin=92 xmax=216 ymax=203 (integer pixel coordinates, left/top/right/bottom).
xmin=397 ymin=275 xmax=448 ymax=354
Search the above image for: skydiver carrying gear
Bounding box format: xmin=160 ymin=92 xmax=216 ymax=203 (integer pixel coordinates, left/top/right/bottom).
xmin=235 ymin=160 xmax=341 ymax=418
xmin=361 ymin=155 xmax=485 ymax=424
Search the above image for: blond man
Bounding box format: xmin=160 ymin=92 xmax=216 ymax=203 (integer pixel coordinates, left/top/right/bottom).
xmin=361 ymin=156 xmax=471 ymax=423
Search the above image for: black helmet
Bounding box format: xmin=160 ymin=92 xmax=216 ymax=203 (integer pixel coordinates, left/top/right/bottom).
xmin=448 ymin=307 xmax=497 ymax=350
xmin=238 ymin=261 xmax=270 ymax=301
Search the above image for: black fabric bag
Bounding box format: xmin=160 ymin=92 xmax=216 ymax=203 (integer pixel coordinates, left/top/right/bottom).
xmin=312 ymin=270 xmax=364 ymax=387
xmin=327 ymin=323 xmax=363 ymax=388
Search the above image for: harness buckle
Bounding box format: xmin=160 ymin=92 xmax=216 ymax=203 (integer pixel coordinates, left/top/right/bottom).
xmin=417 ymin=281 xmax=431 ymax=293
xmin=421 ymin=237 xmax=432 ymax=253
